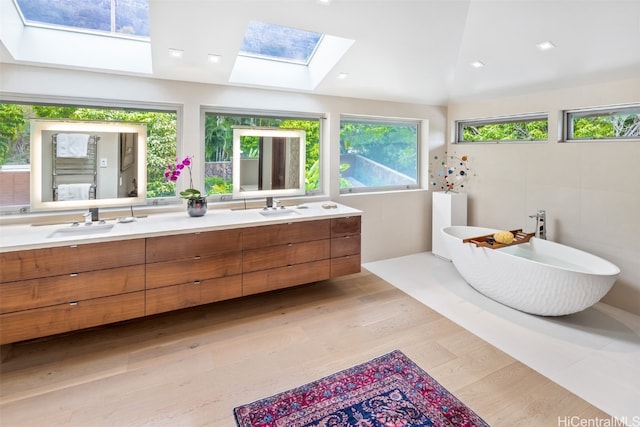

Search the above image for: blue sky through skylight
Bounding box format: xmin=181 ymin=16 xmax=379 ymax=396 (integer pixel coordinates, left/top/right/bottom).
xmin=240 ymin=21 xmax=323 ymax=65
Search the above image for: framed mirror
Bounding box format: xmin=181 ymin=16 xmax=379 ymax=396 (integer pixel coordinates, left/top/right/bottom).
xmin=30 ymin=119 xmax=147 ymax=211
xmin=232 ymin=127 xmax=306 ymax=200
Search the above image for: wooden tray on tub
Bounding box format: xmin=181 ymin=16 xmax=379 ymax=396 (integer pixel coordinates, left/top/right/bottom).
xmin=462 ymin=229 xmax=535 ymax=249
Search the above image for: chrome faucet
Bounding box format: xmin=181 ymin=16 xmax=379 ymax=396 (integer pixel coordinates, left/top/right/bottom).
xmin=82 ymin=208 xmax=99 ymax=225
xmin=529 ymin=209 xmax=546 ymax=239
xmin=265 ymin=197 xmax=274 ymax=209
xmin=264 ymin=197 xmax=283 ymax=209
xmin=82 ymin=211 xmax=92 ymax=225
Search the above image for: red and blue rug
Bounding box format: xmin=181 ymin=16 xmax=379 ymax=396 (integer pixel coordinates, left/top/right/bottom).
xmin=234 ymin=350 xmax=489 ymax=427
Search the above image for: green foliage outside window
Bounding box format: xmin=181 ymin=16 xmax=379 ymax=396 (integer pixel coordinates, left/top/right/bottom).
xmin=339 ymin=120 xmax=418 ymax=190
xmin=0 ymin=103 xmax=177 ymax=199
xmin=0 ymin=104 xmax=28 ymax=164
xmin=205 ymin=176 xmax=233 ymax=195
xmin=461 ymin=119 xmax=548 ymax=142
xmin=340 ymin=122 xmax=417 ymax=178
xmin=458 ymin=107 xmax=639 ymax=142
xmin=570 ymin=111 xmax=640 ymax=139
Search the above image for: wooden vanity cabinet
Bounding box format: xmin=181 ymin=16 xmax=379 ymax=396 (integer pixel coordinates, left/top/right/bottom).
xmin=145 ymin=229 xmax=243 ymax=315
xmin=330 ymin=216 xmax=362 ymax=277
xmin=242 ymin=220 xmax=332 ymax=295
xmin=0 ymin=240 xmax=146 ymax=345
xmin=0 ymin=239 xmax=145 ymax=283
xmin=0 ymin=213 xmax=361 ymax=345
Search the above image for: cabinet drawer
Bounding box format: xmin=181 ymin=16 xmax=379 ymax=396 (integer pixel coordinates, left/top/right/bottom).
xmin=0 ymin=239 xmax=145 ymax=283
xmin=146 ymin=229 xmax=242 ymax=263
xmin=331 ymin=254 xmax=361 ymax=278
xmin=146 ymin=252 xmax=242 ymax=289
xmin=330 ymin=235 xmax=361 ymax=258
xmin=243 ymin=240 xmax=330 ymax=273
xmin=0 ymin=291 xmax=145 ymax=345
xmin=0 ymin=265 xmax=145 ymax=314
xmin=243 ymin=220 xmax=330 ymax=249
xmin=331 ymin=216 xmax=361 ymax=237
xmin=243 ymin=259 xmax=330 ymax=296
xmin=145 ymin=275 xmax=242 ymax=315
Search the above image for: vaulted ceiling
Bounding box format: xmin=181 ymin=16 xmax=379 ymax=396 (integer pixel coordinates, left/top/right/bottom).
xmin=2 ymin=0 xmax=639 ymax=105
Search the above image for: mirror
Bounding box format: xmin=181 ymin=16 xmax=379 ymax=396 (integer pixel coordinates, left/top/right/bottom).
xmin=30 ymin=120 xmax=147 ymax=211
xmin=232 ymin=127 xmax=306 ymax=200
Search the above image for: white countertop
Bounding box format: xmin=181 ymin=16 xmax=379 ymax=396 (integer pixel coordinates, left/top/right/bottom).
xmin=0 ymin=202 xmax=362 ymax=252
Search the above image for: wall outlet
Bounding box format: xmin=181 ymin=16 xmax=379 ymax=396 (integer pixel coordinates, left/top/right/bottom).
xmin=100 ymin=158 xmax=108 ymax=167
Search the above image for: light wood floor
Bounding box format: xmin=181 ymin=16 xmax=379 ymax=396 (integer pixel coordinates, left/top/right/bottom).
xmin=0 ymin=270 xmax=609 ymax=426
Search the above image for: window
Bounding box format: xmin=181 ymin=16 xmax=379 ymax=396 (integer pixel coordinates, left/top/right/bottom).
xmin=339 ymin=116 xmax=419 ymax=193
xmin=202 ymin=110 xmax=322 ymax=198
xmin=0 ymin=101 xmax=177 ymax=211
xmin=564 ymin=105 xmax=640 ymax=141
xmin=240 ymin=21 xmax=322 ymax=65
xmin=457 ymin=114 xmax=548 ymax=143
xmin=14 ymin=0 xmax=150 ymax=38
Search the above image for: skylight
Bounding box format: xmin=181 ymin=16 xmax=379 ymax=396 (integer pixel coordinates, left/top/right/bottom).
xmin=230 ymin=21 xmax=354 ymax=91
xmin=2 ymin=0 xmax=152 ymax=75
xmin=14 ymin=0 xmax=150 ymax=38
xmin=240 ymin=21 xmax=322 ymax=65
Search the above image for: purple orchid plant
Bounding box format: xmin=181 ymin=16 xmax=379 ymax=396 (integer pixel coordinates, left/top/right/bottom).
xmin=164 ymin=156 xmax=203 ymax=200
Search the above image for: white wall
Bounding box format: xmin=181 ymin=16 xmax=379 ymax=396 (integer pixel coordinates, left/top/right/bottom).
xmin=0 ymin=63 xmax=445 ymax=263
xmin=448 ymin=77 xmax=640 ymax=315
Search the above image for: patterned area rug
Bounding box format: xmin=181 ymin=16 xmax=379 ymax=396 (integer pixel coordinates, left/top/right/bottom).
xmin=234 ymin=350 xmax=489 ymax=427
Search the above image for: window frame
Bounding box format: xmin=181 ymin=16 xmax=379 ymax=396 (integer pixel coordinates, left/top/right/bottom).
xmin=200 ymin=107 xmax=325 ymax=201
xmin=455 ymin=113 xmax=548 ymax=144
xmin=0 ymin=93 xmax=181 ymax=215
xmin=339 ymin=114 xmax=421 ymax=194
xmin=562 ymin=104 xmax=640 ymax=142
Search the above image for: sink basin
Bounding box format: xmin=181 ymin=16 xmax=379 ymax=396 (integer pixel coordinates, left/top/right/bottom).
xmin=259 ymin=208 xmax=301 ymax=217
xmin=48 ymin=223 xmax=115 ymax=238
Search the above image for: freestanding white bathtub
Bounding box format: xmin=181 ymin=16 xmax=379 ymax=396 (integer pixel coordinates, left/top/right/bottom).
xmin=441 ymin=226 xmax=620 ymax=316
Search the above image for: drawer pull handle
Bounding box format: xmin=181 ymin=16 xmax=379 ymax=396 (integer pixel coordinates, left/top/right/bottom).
xmin=288 ymin=243 xmax=293 ymax=247
xmin=194 ymin=256 xmax=201 ymax=260
xmin=193 ymin=280 xmax=201 ymax=285
xmin=70 ymin=244 xmax=78 ymax=248
xmin=70 ymin=273 xmax=78 ymax=277
xmin=69 ymin=301 xmax=78 ymax=306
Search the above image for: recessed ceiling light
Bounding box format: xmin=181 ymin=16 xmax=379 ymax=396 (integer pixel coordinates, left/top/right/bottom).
xmin=317 ymin=0 xmax=332 ymax=4
xmin=169 ymin=48 xmax=184 ymax=58
xmin=208 ymin=54 xmax=221 ymax=63
xmin=536 ymin=41 xmax=556 ymax=51
xmin=337 ymin=72 xmax=349 ymax=79
xmin=470 ymin=61 xmax=485 ymax=68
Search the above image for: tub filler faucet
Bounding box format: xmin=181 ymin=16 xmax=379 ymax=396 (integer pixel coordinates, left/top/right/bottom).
xmin=529 ymin=209 xmax=546 ymax=240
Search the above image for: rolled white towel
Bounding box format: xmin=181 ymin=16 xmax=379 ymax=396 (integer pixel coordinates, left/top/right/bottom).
xmin=56 ymin=133 xmax=90 ymax=158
